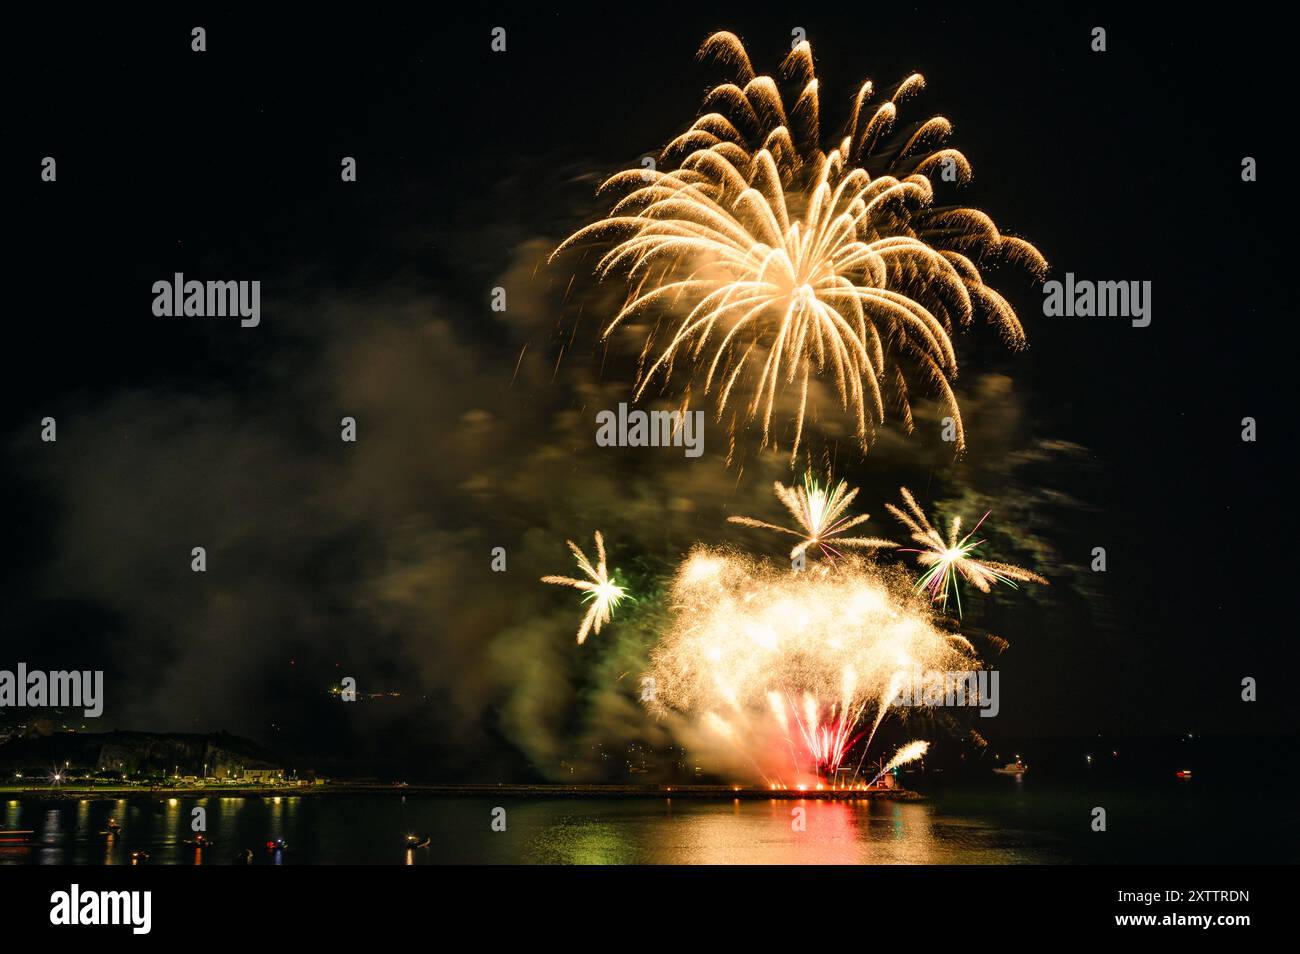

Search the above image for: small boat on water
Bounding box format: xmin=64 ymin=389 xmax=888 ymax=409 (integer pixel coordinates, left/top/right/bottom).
xmin=993 ymin=759 xmax=1028 ymax=775
xmin=130 ymin=850 xmax=150 ymax=864
xmin=183 ymin=834 xmax=211 ymax=849
xmin=99 ymin=819 xmax=123 ymax=836
xmin=265 ymin=837 xmax=288 ymax=852
xmin=237 ymin=848 xmax=255 ymax=864
xmin=405 ymin=834 xmax=430 ymax=849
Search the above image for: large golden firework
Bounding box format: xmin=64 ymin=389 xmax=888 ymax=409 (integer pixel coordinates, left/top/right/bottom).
xmin=647 ymin=548 xmax=975 ymax=782
xmin=553 ymin=31 xmax=1045 ymax=461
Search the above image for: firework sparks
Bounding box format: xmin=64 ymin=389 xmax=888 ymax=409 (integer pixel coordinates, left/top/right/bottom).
xmin=728 ymin=472 xmax=894 ymax=562
xmin=868 ymin=740 xmax=929 ymax=786
xmin=553 ymin=31 xmax=1045 ymax=461
xmin=887 ymin=487 xmax=1047 ymax=616
xmin=647 ymin=548 xmax=974 ymax=781
xmin=789 ymin=677 xmax=866 ymax=778
xmin=541 ymin=531 xmax=630 ymax=644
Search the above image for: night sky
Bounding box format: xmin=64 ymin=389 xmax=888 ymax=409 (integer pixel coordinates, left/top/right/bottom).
xmin=3 ymin=7 xmax=1293 ymax=780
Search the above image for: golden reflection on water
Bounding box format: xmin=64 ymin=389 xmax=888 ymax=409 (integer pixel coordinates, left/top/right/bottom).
xmin=4 ymin=793 xmax=1057 ymax=864
xmin=646 ymin=799 xmax=939 ymax=864
xmin=514 ymin=798 xmax=961 ymax=864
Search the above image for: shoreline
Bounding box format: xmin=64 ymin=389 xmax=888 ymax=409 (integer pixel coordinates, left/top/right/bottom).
xmin=0 ymin=782 xmax=924 ymax=802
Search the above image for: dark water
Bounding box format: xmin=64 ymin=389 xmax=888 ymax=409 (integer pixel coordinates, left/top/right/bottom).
xmin=3 ymin=778 xmax=1295 ymax=864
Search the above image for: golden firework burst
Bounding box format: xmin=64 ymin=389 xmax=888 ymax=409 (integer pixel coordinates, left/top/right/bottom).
xmin=541 ymin=531 xmax=630 ymax=644
xmin=647 ymin=548 xmax=974 ymax=781
xmin=553 ymin=31 xmax=1045 ymax=461
xmin=727 ymin=472 xmax=894 ymax=562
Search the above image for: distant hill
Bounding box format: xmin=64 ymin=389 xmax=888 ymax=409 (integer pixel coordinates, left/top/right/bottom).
xmin=0 ymin=730 xmax=284 ymax=776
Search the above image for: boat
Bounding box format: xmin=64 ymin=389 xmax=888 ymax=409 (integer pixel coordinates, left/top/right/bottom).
xmin=237 ymin=848 xmax=255 ymax=864
xmin=130 ymin=850 xmax=150 ymax=863
xmin=993 ymin=759 xmax=1028 ymax=775
xmin=265 ymin=837 xmax=288 ymax=852
xmin=405 ymin=834 xmax=431 ymax=849
xmin=183 ymin=834 xmax=211 ymax=848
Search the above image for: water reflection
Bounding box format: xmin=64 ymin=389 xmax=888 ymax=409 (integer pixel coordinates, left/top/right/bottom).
xmin=633 ymin=798 xmax=946 ymax=864
xmin=0 ymin=783 xmax=1265 ymax=864
xmin=501 ymin=797 xmax=1001 ymax=864
xmin=0 ymin=794 xmax=1057 ymax=865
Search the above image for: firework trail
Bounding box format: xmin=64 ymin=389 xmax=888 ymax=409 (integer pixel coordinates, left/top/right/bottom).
xmin=541 ymin=531 xmax=630 ymax=644
xmin=788 ymin=670 xmax=868 ymax=778
xmin=728 ymin=471 xmax=894 ymax=563
xmin=553 ymin=31 xmax=1045 ymax=461
xmin=868 ymin=740 xmax=930 ymax=786
xmin=646 ymin=548 xmax=974 ymax=782
xmin=887 ymin=487 xmax=1047 ymax=616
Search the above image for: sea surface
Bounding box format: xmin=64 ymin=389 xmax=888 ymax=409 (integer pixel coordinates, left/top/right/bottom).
xmin=3 ymin=778 xmax=1295 ymax=864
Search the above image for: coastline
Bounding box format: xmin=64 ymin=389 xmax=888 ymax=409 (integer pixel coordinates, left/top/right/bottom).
xmin=0 ymin=782 xmax=924 ymax=802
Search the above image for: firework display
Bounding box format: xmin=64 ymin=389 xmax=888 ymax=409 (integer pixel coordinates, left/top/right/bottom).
xmin=553 ymin=31 xmax=1045 ymax=460
xmin=645 ymin=545 xmax=976 ymax=785
xmin=887 ymin=486 xmax=1047 ymax=616
xmin=8 ymin=4 xmax=1285 ymax=892
xmin=727 ymin=472 xmax=894 ymax=563
xmin=534 ymin=474 xmax=1046 ymax=786
xmin=541 ymin=531 xmax=630 ymax=644
xmin=541 ymin=30 xmax=1055 ymax=792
